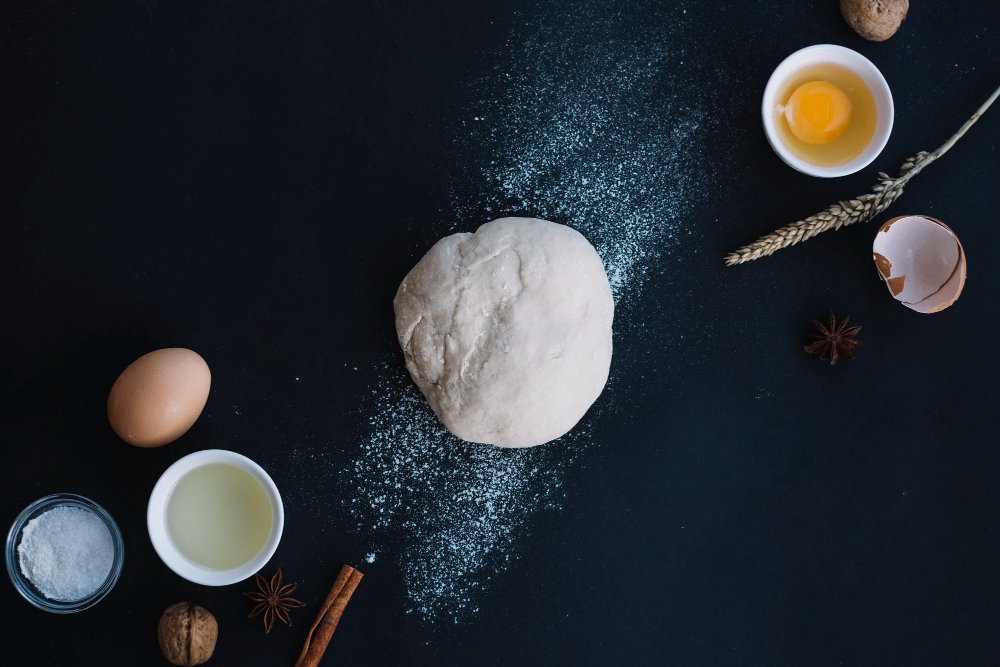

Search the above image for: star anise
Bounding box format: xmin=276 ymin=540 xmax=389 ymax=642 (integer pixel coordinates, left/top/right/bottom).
xmin=244 ymin=568 xmax=306 ymax=633
xmin=804 ymin=311 xmax=862 ymax=365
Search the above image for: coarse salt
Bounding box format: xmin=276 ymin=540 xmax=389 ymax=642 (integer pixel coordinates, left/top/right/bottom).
xmin=18 ymin=506 xmax=114 ymax=601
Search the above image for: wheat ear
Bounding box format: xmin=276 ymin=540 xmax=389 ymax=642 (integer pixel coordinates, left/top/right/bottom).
xmin=724 ymin=83 xmax=1000 ymax=267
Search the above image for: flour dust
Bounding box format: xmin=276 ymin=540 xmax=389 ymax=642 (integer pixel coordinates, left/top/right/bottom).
xmin=345 ymin=0 xmax=712 ymax=624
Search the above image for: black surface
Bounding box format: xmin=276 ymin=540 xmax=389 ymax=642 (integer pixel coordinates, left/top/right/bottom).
xmin=2 ymin=1 xmax=999 ymax=664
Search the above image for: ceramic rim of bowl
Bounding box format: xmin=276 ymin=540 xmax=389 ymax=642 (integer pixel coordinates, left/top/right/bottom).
xmin=761 ymin=43 xmax=894 ymax=178
xmin=147 ymin=449 xmax=283 ymax=586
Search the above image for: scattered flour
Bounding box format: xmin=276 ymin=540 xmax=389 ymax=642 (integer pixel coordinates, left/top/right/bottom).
xmin=346 ymin=369 xmax=585 ymax=621
xmin=450 ymin=1 xmax=711 ymax=307
xmin=346 ymin=0 xmax=712 ymax=624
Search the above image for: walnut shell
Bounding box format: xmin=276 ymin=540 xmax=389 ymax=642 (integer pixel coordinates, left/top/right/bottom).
xmin=841 ymin=0 xmax=909 ymax=41
xmin=157 ymin=602 xmax=218 ymax=666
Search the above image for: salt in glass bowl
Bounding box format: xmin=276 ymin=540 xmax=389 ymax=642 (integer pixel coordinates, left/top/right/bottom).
xmin=5 ymin=493 xmax=125 ymax=613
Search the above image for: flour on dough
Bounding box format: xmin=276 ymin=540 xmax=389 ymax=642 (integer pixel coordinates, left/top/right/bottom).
xmin=394 ymin=217 xmax=614 ymax=447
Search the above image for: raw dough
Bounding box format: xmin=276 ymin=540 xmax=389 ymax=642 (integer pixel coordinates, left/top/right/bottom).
xmin=394 ymin=217 xmax=614 ymax=447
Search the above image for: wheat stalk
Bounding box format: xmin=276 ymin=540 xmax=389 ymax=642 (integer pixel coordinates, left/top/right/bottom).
xmin=724 ymin=83 xmax=1000 ymax=267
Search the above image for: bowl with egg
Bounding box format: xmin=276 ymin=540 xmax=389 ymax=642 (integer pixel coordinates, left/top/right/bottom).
xmin=762 ymin=44 xmax=893 ymax=177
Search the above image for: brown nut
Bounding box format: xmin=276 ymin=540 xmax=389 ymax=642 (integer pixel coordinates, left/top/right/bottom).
xmin=157 ymin=602 xmax=218 ymax=666
xmin=840 ymin=0 xmax=909 ymax=41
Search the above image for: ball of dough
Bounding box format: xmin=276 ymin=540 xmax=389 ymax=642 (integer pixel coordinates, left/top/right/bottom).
xmin=394 ymin=217 xmax=614 ymax=447
xmin=841 ymin=0 xmax=908 ymax=41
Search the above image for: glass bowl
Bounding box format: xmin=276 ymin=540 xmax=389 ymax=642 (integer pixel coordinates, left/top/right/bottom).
xmin=6 ymin=493 xmax=125 ymax=613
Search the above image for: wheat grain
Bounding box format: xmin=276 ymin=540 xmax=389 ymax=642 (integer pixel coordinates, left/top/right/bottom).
xmin=725 ymin=84 xmax=1000 ymax=267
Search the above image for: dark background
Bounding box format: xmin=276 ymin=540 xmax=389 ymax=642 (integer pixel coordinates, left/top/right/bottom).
xmin=2 ymin=0 xmax=999 ymax=664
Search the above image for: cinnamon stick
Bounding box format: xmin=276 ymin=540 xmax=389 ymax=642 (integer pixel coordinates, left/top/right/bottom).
xmin=294 ymin=564 xmax=364 ymax=667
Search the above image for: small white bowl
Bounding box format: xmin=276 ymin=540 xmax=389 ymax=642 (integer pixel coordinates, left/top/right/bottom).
xmin=147 ymin=449 xmax=283 ymax=586
xmin=762 ymin=44 xmax=893 ymax=178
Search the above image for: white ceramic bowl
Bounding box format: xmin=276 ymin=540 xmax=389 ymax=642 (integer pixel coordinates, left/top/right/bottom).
xmin=147 ymin=449 xmax=283 ymax=586
xmin=762 ymin=44 xmax=893 ymax=178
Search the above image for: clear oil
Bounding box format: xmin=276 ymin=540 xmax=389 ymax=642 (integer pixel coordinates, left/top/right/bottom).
xmin=774 ymin=62 xmax=878 ymax=167
xmin=166 ymin=463 xmax=273 ymax=570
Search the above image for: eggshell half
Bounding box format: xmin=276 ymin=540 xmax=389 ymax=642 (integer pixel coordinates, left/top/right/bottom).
xmin=872 ymin=215 xmax=966 ymax=313
xmin=108 ymin=348 xmax=211 ymax=447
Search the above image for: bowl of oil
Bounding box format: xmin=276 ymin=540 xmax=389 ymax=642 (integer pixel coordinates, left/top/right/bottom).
xmin=762 ymin=44 xmax=893 ymax=178
xmin=147 ymin=449 xmax=283 ymax=585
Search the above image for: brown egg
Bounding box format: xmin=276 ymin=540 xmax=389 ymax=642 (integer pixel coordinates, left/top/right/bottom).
xmin=108 ymin=348 xmax=211 ymax=447
xmin=872 ymin=215 xmax=967 ymax=313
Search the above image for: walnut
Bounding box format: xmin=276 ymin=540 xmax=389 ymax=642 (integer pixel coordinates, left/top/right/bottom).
xmin=841 ymin=0 xmax=909 ymax=41
xmin=157 ymin=602 xmax=218 ymax=666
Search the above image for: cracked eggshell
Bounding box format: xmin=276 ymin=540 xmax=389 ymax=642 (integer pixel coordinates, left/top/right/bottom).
xmin=872 ymin=215 xmax=966 ymax=313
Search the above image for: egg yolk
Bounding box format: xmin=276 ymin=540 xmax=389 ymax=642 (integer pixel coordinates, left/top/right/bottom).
xmin=783 ymin=80 xmax=853 ymax=145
